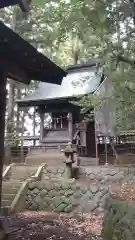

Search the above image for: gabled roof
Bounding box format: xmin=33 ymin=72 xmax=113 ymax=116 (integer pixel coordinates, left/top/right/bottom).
xmin=0 ymin=21 xmax=66 ymax=84
xmin=17 ymin=63 xmax=104 ymax=106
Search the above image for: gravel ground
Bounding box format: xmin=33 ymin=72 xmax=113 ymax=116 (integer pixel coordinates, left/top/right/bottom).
xmin=1 ymin=211 xmax=103 ymax=240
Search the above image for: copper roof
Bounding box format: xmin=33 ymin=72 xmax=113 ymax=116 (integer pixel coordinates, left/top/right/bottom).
xmin=17 ymin=63 xmax=103 ymax=105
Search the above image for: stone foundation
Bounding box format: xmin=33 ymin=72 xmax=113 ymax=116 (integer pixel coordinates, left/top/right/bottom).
xmin=42 ymin=166 xmax=135 ymax=184
xmin=24 ymin=166 xmax=135 ymax=215
xmin=103 ymin=194 xmax=135 ymax=240
xmin=26 ymin=179 xmax=109 ymax=214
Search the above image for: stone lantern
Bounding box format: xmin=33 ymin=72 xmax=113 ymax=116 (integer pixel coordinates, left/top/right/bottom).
xmin=61 ymin=142 xmax=76 ymax=178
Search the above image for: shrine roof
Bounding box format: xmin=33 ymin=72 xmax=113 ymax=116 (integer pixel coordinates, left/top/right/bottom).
xmin=17 ymin=63 xmax=104 ymax=106
xmin=0 ymin=21 xmax=66 ymax=84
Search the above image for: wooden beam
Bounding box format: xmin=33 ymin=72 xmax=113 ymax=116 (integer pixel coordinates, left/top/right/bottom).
xmin=40 ymin=112 xmax=44 ymax=141
xmin=8 ymin=64 xmax=30 ymax=84
xmin=0 ymin=59 xmax=30 ymax=84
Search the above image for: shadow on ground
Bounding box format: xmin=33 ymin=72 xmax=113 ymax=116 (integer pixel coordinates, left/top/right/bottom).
xmin=1 ymin=211 xmax=103 ymax=240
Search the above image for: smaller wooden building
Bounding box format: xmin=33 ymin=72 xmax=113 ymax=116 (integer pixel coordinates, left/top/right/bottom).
xmin=18 ymin=63 xmax=107 ymax=160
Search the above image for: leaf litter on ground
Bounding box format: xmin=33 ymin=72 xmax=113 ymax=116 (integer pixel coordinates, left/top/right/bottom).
xmin=0 ymin=211 xmax=103 ymax=240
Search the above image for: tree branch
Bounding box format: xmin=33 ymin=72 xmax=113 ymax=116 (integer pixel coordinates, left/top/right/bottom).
xmin=121 ymin=27 xmax=135 ymax=41
xmin=125 ymin=86 xmax=135 ymax=94
xmin=130 ymin=0 xmax=135 ymax=25
xmin=116 ymin=55 xmax=135 ymax=66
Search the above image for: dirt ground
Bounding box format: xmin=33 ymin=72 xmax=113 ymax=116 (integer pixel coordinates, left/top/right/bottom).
xmin=1 ymin=211 xmax=103 ymax=240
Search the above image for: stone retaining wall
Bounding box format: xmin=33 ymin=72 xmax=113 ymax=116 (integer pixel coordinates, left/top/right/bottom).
xmin=42 ymin=166 xmax=135 ymax=184
xmin=26 ymin=179 xmax=109 ymax=214
xmin=25 ymin=166 xmax=135 ymax=215
xmin=103 ymin=195 xmax=135 ymax=240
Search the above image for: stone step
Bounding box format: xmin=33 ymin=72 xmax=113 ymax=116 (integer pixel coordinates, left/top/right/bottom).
xmin=2 ymin=199 xmax=13 ymax=207
xmin=2 ymin=193 xmax=15 ymax=201
xmin=10 ymin=165 xmax=37 ymax=180
xmin=1 ymin=165 xmax=38 ymax=209
xmin=11 ymin=174 xmax=35 ymax=180
xmin=2 ymin=181 xmax=22 ymax=208
xmin=2 ymin=181 xmax=22 ymax=194
xmin=26 ymin=153 xmax=65 ymax=166
xmin=2 ymin=188 xmax=19 ymax=195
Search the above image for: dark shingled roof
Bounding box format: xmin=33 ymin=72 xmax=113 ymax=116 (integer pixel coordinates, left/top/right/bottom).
xmin=17 ymin=63 xmax=104 ymax=106
xmin=0 ymin=21 xmax=66 ymax=84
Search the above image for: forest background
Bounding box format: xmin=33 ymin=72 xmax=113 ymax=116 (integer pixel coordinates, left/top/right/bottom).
xmin=1 ymin=0 xmax=135 ymax=147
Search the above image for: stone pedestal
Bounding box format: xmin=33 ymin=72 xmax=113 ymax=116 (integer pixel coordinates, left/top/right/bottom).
xmin=61 ymin=142 xmax=76 ymax=179
xmin=65 ymin=163 xmax=73 ymax=178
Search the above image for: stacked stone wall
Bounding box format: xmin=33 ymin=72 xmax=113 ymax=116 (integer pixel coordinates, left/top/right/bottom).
xmin=25 ymin=166 xmax=135 ymax=215
xmin=103 ymin=195 xmax=135 ymax=240
xmin=42 ymin=166 xmax=135 ymax=184
xmin=26 ymin=179 xmax=109 ymax=214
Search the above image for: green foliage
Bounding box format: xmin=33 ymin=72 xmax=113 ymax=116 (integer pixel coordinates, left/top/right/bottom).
xmin=67 ymin=0 xmax=135 ymax=131
xmin=2 ymin=0 xmax=135 ymax=137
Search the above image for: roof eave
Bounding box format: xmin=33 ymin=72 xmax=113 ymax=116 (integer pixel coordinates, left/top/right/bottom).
xmin=0 ymin=21 xmax=66 ymax=84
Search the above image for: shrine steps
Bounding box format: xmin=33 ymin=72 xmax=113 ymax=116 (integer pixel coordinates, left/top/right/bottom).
xmin=26 ymin=152 xmax=65 ymax=166
xmin=2 ymin=181 xmax=22 ymax=208
xmin=10 ymin=165 xmax=37 ymax=181
xmin=1 ymin=164 xmax=38 ymax=211
xmin=25 ymin=146 xmax=98 ymax=166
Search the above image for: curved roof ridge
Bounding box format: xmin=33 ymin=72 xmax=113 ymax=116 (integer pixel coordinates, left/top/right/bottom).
xmin=17 ymin=64 xmax=104 ymax=106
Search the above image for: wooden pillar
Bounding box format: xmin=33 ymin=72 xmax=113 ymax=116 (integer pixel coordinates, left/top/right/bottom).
xmin=33 ymin=107 xmax=36 ymax=146
xmin=54 ymin=118 xmax=56 ymax=129
xmin=94 ymin=108 xmax=99 ymax=165
xmin=21 ymin=111 xmax=24 ymax=162
xmin=68 ymin=112 xmax=73 ymax=141
xmin=40 ymin=112 xmax=44 ymax=141
xmin=0 ymin=70 xmax=7 ymax=208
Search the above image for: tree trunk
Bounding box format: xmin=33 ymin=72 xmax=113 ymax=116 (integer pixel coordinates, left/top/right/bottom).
xmin=6 ymin=80 xmax=15 ymax=149
xmin=0 ymin=70 xmax=7 ymax=238
xmin=109 ymin=137 xmax=121 ymax=165
xmin=6 ymin=7 xmax=17 ymax=149
xmin=16 ymin=88 xmax=21 ymax=146
xmin=130 ymin=0 xmax=135 ymax=25
xmin=0 ymin=71 xmax=7 ymax=206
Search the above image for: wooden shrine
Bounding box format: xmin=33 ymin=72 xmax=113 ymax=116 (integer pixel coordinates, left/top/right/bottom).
xmin=18 ymin=63 xmax=104 ymax=158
